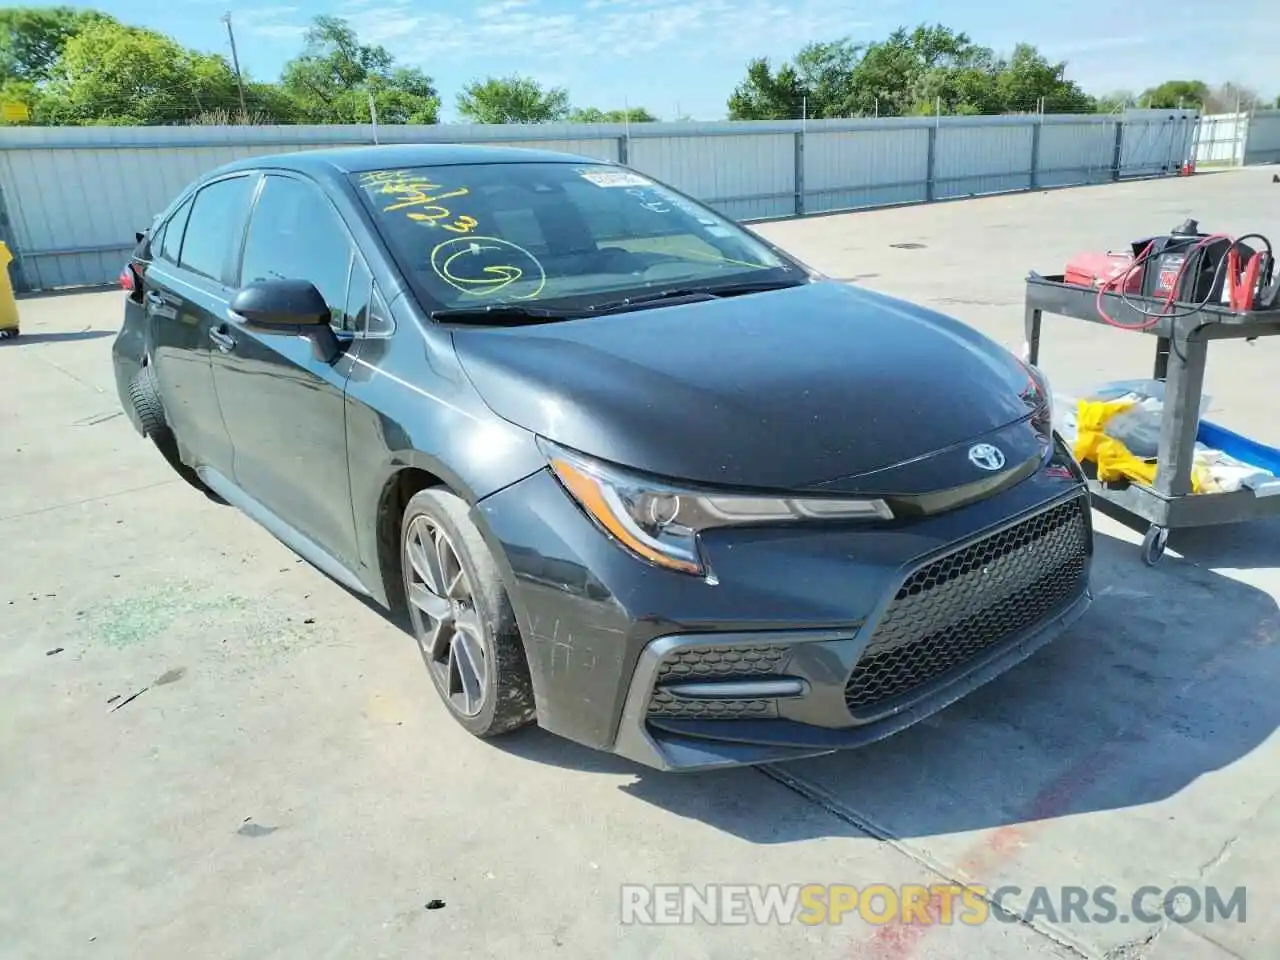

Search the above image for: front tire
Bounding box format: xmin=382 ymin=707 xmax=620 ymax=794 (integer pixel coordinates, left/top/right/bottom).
xmin=400 ymin=487 xmax=536 ymax=738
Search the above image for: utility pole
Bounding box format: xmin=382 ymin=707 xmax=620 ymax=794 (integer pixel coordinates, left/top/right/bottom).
xmin=221 ymin=12 xmax=248 ymax=118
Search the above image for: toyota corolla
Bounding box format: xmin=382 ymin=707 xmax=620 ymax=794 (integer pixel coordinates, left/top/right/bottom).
xmin=112 ymin=144 xmax=1093 ymax=772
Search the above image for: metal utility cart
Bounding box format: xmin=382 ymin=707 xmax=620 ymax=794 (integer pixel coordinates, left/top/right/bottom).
xmin=1024 ymin=273 xmax=1280 ymax=565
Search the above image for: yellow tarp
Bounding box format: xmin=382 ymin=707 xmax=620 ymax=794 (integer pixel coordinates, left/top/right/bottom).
xmin=1072 ymin=397 xmax=1205 ymax=493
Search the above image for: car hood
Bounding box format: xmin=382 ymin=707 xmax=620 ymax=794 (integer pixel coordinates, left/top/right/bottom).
xmin=451 ymin=280 xmax=1046 ymax=495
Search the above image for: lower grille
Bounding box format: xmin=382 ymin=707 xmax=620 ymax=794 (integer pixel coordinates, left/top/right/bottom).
xmin=648 ymin=643 xmax=791 ymax=719
xmin=647 ymin=689 xmax=778 ymax=719
xmin=844 ymin=496 xmax=1089 ymax=717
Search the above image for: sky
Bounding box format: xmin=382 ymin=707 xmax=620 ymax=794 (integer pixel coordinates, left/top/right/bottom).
xmin=40 ymin=0 xmax=1280 ymax=121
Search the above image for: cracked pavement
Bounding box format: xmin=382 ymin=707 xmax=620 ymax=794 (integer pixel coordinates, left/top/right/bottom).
xmin=3 ymin=168 xmax=1279 ymax=959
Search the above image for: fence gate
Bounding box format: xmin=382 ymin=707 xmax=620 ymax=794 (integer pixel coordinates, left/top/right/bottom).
xmin=1119 ymin=109 xmax=1197 ymax=177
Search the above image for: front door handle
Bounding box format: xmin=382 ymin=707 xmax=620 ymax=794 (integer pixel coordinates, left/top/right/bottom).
xmin=208 ymin=326 xmax=236 ymax=353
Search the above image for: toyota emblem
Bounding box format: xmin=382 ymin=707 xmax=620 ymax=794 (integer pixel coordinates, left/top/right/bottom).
xmin=968 ymin=443 xmax=1006 ymax=472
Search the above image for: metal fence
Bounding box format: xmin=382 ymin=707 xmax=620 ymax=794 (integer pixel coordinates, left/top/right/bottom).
xmin=1244 ymin=109 xmax=1280 ymax=166
xmin=1193 ymin=109 xmax=1280 ymax=167
xmin=0 ymin=109 xmax=1200 ymax=292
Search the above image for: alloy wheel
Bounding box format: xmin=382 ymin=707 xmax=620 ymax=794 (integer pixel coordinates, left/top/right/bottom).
xmin=405 ymin=515 xmax=489 ymax=717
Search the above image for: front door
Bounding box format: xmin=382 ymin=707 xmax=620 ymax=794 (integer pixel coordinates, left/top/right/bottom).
xmin=147 ymin=175 xmax=256 ymax=480
xmin=210 ymin=172 xmax=364 ymax=571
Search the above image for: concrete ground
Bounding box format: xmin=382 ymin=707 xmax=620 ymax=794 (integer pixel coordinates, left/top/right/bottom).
xmin=3 ymin=167 xmax=1278 ymax=960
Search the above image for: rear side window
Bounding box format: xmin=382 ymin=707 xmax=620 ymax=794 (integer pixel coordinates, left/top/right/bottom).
xmin=179 ymin=176 xmax=254 ymax=284
xmin=158 ymin=197 xmax=193 ymax=265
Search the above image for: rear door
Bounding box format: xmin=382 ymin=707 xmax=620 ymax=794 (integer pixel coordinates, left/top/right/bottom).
xmin=209 ymin=171 xmax=364 ymax=570
xmin=146 ymin=174 xmax=256 ymax=478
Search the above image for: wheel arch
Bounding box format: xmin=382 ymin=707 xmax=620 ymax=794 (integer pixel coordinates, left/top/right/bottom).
xmin=369 ymin=451 xmax=539 ymax=624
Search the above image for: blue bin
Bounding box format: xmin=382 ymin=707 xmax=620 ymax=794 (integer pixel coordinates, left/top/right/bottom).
xmin=1197 ymin=419 xmax=1280 ymax=476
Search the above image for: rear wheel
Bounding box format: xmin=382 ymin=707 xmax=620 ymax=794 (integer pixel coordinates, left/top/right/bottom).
xmin=129 ymin=364 xmax=224 ymax=504
xmin=400 ymin=487 xmax=535 ymax=738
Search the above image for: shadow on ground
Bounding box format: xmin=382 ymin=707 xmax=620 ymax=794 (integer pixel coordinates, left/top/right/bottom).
xmin=0 ymin=329 xmax=115 ymax=345
xmin=491 ymin=529 xmax=1280 ymax=843
xmin=1094 ymin=497 xmax=1280 ymax=571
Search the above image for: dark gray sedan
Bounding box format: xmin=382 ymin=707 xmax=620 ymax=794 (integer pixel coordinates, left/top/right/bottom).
xmin=112 ymin=144 xmax=1093 ymax=772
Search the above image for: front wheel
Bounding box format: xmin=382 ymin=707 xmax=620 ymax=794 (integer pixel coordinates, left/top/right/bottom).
xmin=400 ymin=487 xmax=536 ymax=738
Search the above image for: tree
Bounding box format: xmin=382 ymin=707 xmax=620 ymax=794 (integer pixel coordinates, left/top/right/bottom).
xmin=38 ymin=20 xmax=241 ymax=125
xmin=0 ymin=6 xmax=114 ymax=82
xmin=994 ymin=44 xmax=1093 ymax=113
xmin=1094 ymin=90 xmax=1135 ymax=113
xmin=1205 ymin=82 xmax=1261 ymax=114
xmin=727 ymin=58 xmax=807 ymax=119
xmin=568 ymin=106 xmax=657 ymax=123
xmin=456 ymin=75 xmax=569 ymax=123
xmin=727 ymin=39 xmax=862 ymax=119
xmin=850 ymin=25 xmax=994 ymax=117
xmin=1139 ymin=80 xmax=1210 ymax=109
xmin=281 ymin=16 xmax=439 ymax=124
xmin=727 ymin=24 xmax=1098 ymax=119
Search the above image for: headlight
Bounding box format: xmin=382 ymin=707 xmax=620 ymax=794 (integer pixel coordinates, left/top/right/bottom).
xmin=1020 ymin=359 xmax=1053 ymax=427
xmin=540 ymin=440 xmax=893 ymax=576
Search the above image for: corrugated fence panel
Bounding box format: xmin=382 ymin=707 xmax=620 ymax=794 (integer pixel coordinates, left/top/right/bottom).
xmin=627 ymin=133 xmax=795 ymax=221
xmin=0 ymin=113 xmax=1215 ymax=290
xmin=480 ymin=138 xmax=620 ymax=162
xmin=1195 ymin=113 xmax=1246 ymax=165
xmin=1120 ymin=111 xmax=1198 ymax=177
xmin=802 ymin=127 xmax=928 ymax=213
xmin=933 ymin=121 xmax=1033 ymax=199
xmin=1245 ymin=111 xmax=1280 ymax=165
xmin=1037 ymin=120 xmax=1117 ymax=187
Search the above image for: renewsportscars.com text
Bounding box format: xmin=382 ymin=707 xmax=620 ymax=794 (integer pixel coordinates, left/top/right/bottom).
xmin=620 ymin=883 xmax=1247 ymax=927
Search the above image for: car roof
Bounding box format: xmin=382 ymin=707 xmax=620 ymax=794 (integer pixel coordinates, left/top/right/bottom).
xmin=211 ymin=143 xmax=610 ymax=180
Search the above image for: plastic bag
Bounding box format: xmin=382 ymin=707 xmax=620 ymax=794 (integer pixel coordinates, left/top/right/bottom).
xmin=1073 ymin=397 xmax=1206 ymax=493
xmin=1085 ymin=379 xmax=1203 ymax=408
xmin=1084 ymin=379 xmax=1212 ymax=462
xmin=1101 ymin=400 xmax=1165 ymax=459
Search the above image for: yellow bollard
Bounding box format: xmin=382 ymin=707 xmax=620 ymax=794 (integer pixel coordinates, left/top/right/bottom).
xmin=0 ymin=241 xmax=18 ymax=339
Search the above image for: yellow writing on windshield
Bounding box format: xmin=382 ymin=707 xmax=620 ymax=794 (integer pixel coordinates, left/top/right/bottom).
xmin=431 ymin=236 xmax=546 ymax=300
xmin=361 ymin=169 xmax=547 ymax=301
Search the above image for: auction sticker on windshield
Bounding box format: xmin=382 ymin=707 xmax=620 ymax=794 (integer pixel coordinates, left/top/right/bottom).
xmin=579 ymin=170 xmax=652 ymax=188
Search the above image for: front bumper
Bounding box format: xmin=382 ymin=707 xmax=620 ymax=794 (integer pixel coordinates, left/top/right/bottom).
xmin=476 ymin=435 xmax=1094 ymax=772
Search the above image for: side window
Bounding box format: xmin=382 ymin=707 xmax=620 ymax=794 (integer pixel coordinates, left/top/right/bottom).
xmin=179 ymin=176 xmax=254 ymax=283
xmin=343 ymin=257 xmax=372 ymax=334
xmin=158 ymin=196 xmax=193 ymax=265
xmin=239 ymin=175 xmax=354 ymax=330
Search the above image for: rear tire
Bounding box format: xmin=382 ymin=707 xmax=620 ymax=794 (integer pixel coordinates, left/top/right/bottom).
xmin=129 ymin=364 xmax=224 ymax=504
xmin=400 ymin=487 xmax=535 ymax=738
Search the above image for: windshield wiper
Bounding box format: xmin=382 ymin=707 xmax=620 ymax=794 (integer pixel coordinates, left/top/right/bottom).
xmin=430 ymin=304 xmax=577 ymax=325
xmin=588 ymin=278 xmax=807 ymax=315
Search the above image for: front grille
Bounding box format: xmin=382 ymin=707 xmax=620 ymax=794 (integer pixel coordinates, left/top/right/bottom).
xmin=648 ymin=643 xmax=791 ymax=719
xmin=844 ymin=496 xmax=1089 ymax=717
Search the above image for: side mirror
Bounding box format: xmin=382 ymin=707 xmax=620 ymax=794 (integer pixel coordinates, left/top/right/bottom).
xmin=231 ymin=279 xmax=331 ymax=328
xmin=230 ymin=279 xmax=342 ymax=365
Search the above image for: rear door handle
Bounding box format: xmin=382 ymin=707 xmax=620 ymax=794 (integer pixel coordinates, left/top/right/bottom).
xmin=208 ymin=326 xmax=236 ymax=352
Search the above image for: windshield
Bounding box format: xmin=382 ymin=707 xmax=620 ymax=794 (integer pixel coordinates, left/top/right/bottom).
xmin=349 ymin=162 xmax=802 ymax=313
